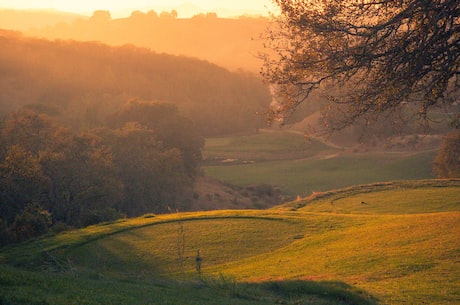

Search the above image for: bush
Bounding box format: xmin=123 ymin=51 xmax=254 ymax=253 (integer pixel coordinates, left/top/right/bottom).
xmin=9 ymin=203 xmax=51 ymax=243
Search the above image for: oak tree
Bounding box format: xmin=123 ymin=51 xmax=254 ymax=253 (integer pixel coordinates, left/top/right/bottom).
xmin=262 ymin=0 xmax=460 ymax=130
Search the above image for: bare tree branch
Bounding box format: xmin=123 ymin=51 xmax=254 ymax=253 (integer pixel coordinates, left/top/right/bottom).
xmin=262 ymin=0 xmax=460 ymax=130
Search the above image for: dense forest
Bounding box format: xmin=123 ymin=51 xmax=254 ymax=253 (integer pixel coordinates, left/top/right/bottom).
xmin=0 ymin=29 xmax=273 ymax=245
xmin=0 ymin=30 xmax=271 ymax=136
xmin=0 ymin=101 xmax=204 ymax=245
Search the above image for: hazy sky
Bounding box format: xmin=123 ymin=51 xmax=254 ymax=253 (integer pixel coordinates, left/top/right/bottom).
xmin=0 ymin=1 xmax=277 ymax=17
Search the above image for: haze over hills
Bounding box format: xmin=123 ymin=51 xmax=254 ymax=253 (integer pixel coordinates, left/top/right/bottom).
xmin=0 ymin=30 xmax=270 ymax=136
xmin=0 ymin=1 xmax=274 ymax=19
xmin=0 ymin=7 xmax=269 ymax=72
xmin=114 ymin=2 xmax=272 ymax=18
xmin=0 ymin=9 xmax=85 ymax=31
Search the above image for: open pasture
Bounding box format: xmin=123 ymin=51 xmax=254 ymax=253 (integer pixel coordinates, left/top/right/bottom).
xmin=1 ymin=180 xmax=458 ymax=304
xmin=203 ymin=130 xmax=436 ymax=196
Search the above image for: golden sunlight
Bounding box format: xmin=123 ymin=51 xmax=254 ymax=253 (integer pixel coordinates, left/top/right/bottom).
xmin=0 ymin=0 xmax=276 ymax=17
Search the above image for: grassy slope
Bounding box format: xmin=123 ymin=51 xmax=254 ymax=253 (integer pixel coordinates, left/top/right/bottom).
xmin=203 ymin=130 xmax=436 ymax=196
xmin=218 ymin=212 xmax=459 ymax=304
xmin=1 ymin=180 xmax=459 ymax=304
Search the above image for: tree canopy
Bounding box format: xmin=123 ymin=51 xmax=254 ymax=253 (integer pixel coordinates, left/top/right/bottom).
xmin=0 ymin=104 xmax=204 ymax=245
xmin=262 ymin=0 xmax=460 ymax=130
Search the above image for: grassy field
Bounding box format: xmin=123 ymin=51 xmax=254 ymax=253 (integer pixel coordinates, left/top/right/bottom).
xmin=1 ymin=180 xmax=459 ymax=304
xmin=203 ymin=131 xmax=335 ymax=161
xmin=203 ymin=130 xmax=437 ymax=196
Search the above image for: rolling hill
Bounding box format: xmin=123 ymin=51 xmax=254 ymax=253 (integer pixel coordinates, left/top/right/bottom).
xmin=1 ymin=179 xmax=458 ymax=304
xmin=0 ymin=30 xmax=270 ymax=136
xmin=24 ymin=12 xmax=269 ymax=72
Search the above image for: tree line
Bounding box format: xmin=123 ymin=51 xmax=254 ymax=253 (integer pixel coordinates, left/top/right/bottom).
xmin=25 ymin=10 xmax=268 ymax=72
xmin=0 ymin=101 xmax=204 ymax=245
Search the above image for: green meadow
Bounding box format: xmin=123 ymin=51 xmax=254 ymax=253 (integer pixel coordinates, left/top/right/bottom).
xmin=1 ymin=180 xmax=459 ymax=304
xmin=203 ymin=130 xmax=436 ymax=196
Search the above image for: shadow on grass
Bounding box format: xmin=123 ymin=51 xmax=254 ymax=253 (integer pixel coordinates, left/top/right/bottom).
xmin=0 ymin=263 xmax=379 ymax=305
xmin=261 ymin=280 xmax=378 ymax=304
xmin=205 ymin=276 xmax=378 ymax=305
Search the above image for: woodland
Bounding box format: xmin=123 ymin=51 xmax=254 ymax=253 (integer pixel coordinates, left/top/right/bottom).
xmin=0 ymin=30 xmax=270 ymax=135
xmin=0 ymin=29 xmax=271 ymax=244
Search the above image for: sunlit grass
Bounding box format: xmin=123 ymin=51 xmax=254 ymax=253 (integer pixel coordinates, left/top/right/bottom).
xmin=61 ymin=215 xmax=307 ymax=278
xmin=293 ymin=183 xmax=460 ymax=214
xmin=204 ymin=130 xmax=335 ymax=164
xmin=205 ymin=131 xmax=328 ymax=153
xmin=214 ymin=212 xmax=459 ymax=304
xmin=1 ymin=180 xmax=459 ymax=304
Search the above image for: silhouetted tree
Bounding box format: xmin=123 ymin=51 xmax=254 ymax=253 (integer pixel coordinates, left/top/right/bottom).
xmin=160 ymin=10 xmax=178 ymax=19
xmin=263 ymin=0 xmax=460 ymax=129
xmin=90 ymin=10 xmax=111 ymax=23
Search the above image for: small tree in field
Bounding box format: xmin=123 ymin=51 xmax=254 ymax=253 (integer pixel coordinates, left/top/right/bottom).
xmin=433 ymin=132 xmax=460 ymax=178
xmin=262 ymin=0 xmax=460 ymax=130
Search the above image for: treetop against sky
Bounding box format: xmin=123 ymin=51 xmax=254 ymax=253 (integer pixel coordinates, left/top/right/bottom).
xmin=0 ymin=0 xmax=277 ymax=17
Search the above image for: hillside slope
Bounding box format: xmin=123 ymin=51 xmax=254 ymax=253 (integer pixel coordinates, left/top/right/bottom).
xmin=1 ymin=180 xmax=459 ymax=304
xmin=25 ymin=14 xmax=268 ymax=72
xmin=0 ymin=30 xmax=270 ymax=136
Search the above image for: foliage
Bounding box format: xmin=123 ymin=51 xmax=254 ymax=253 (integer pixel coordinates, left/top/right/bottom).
xmin=433 ymin=132 xmax=460 ymax=178
xmin=0 ymin=145 xmax=49 ymax=221
xmin=0 ymin=105 xmax=203 ymax=244
xmin=1 ymin=203 xmax=51 ymax=244
xmin=107 ymin=100 xmax=204 ymax=178
xmin=0 ymin=31 xmax=270 ymax=136
xmin=262 ymin=0 xmax=460 ymax=130
xmin=40 ymin=132 xmax=124 ymax=227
